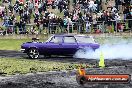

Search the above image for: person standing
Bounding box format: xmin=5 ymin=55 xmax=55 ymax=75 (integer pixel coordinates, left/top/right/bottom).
xmin=63 ymin=16 xmax=68 ymax=33
xmin=28 ymin=0 xmax=34 ymax=14
xmin=42 ymin=0 xmax=47 ymax=12
xmin=101 ymin=0 xmax=107 ymax=10
xmin=86 ymin=21 xmax=91 ymax=33
xmin=19 ymin=4 xmax=24 ymax=17
xmin=126 ymin=9 xmax=132 ymax=30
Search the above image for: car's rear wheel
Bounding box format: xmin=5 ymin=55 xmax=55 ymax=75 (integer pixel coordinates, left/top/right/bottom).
xmin=28 ymin=48 xmax=39 ymax=59
xmin=73 ymin=48 xmax=86 ymax=58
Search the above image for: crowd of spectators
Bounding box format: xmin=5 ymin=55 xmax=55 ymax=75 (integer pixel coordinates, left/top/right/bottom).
xmin=0 ymin=0 xmax=132 ymax=35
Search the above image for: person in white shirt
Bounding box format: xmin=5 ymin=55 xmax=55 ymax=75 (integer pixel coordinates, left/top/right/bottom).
xmin=48 ymin=12 xmax=55 ymax=19
xmin=86 ymin=21 xmax=91 ymax=33
xmin=67 ymin=17 xmax=73 ymax=33
xmin=115 ymin=13 xmax=121 ymax=21
xmin=88 ymin=0 xmax=97 ymax=12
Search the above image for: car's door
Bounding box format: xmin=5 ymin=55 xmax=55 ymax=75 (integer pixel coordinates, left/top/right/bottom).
xmin=44 ymin=36 xmax=63 ymax=55
xmin=62 ymin=36 xmax=78 ymax=55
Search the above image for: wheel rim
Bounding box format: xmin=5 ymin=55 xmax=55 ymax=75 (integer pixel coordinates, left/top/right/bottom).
xmin=29 ymin=49 xmax=39 ymax=59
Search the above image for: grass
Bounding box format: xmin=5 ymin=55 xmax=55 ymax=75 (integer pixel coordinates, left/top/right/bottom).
xmin=0 ymin=58 xmax=91 ymax=75
xmin=0 ymin=36 xmax=132 ymax=51
xmin=0 ymin=39 xmax=31 ymax=50
xmin=0 ymin=38 xmax=48 ymax=50
xmin=0 ymin=36 xmax=132 ymax=76
xmin=0 ymin=39 xmax=87 ymax=75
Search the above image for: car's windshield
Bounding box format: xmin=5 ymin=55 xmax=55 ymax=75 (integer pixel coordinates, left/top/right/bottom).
xmin=75 ymin=36 xmax=95 ymax=43
xmin=45 ymin=36 xmax=53 ymax=42
xmin=50 ymin=36 xmax=62 ymax=43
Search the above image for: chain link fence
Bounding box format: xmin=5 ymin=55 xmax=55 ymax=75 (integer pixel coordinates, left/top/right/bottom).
xmin=0 ymin=19 xmax=132 ymax=36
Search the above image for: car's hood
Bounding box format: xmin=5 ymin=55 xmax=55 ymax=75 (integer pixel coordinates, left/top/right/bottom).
xmin=23 ymin=41 xmax=44 ymax=44
xmin=21 ymin=42 xmax=46 ymax=48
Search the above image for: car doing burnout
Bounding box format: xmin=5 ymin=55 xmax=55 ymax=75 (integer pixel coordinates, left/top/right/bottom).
xmin=21 ymin=34 xmax=100 ymax=59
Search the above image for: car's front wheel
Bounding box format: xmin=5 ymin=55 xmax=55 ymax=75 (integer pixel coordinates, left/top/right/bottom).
xmin=27 ymin=48 xmax=39 ymax=59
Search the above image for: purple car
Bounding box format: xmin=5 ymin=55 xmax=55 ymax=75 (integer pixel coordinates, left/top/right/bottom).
xmin=21 ymin=34 xmax=100 ymax=59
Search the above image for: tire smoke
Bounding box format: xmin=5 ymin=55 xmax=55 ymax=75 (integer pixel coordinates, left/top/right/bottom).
xmin=74 ymin=38 xmax=132 ymax=60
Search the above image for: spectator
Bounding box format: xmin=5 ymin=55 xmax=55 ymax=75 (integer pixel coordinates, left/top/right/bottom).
xmin=107 ymin=12 xmax=113 ymax=33
xmin=34 ymin=10 xmax=39 ymax=23
xmin=63 ymin=16 xmax=68 ymax=32
xmin=86 ymin=21 xmax=91 ymax=33
xmin=45 ymin=10 xmax=50 ymax=18
xmin=48 ymin=12 xmax=55 ymax=19
xmin=3 ymin=14 xmax=9 ymax=29
xmin=123 ymin=6 xmax=129 ymax=20
xmin=1 ymin=0 xmax=132 ymax=35
xmin=8 ymin=4 xmax=13 ymax=13
xmin=42 ymin=0 xmax=47 ymax=11
xmin=8 ymin=12 xmax=15 ymax=25
xmin=28 ymin=0 xmax=34 ymax=14
xmin=64 ymin=9 xmax=69 ymax=17
xmin=58 ymin=17 xmax=64 ymax=32
xmin=19 ymin=4 xmax=24 ymax=17
xmin=38 ymin=1 xmax=42 ymax=13
xmin=126 ymin=9 xmax=132 ymax=30
xmin=112 ymin=6 xmax=117 ymax=13
xmin=14 ymin=18 xmax=19 ymax=34
xmin=78 ymin=11 xmax=82 ymax=18
xmin=67 ymin=16 xmax=72 ymax=33
xmin=88 ymin=0 xmax=97 ymax=12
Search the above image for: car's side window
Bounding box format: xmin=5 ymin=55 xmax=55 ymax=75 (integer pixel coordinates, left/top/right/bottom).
xmin=50 ymin=36 xmax=62 ymax=43
xmin=63 ymin=36 xmax=76 ymax=43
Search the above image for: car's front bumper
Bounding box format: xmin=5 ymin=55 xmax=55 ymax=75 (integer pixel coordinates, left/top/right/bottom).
xmin=20 ymin=49 xmax=26 ymax=53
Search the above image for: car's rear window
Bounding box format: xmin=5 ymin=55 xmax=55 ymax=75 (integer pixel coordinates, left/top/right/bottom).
xmin=75 ymin=36 xmax=95 ymax=43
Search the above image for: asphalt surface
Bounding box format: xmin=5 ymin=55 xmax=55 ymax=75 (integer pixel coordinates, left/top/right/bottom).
xmin=0 ymin=50 xmax=132 ymax=88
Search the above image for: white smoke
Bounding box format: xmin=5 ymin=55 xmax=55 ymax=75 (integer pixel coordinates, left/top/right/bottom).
xmin=74 ymin=38 xmax=132 ymax=60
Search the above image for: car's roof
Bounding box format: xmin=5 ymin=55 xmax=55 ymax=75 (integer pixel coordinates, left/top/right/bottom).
xmin=53 ymin=34 xmax=92 ymax=37
xmin=53 ymin=34 xmax=74 ymax=37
